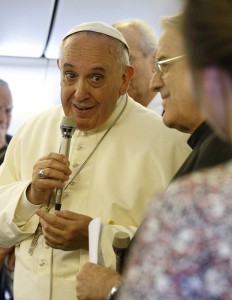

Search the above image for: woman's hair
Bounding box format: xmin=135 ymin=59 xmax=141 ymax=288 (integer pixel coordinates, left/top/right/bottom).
xmin=182 ymin=0 xmax=232 ymax=75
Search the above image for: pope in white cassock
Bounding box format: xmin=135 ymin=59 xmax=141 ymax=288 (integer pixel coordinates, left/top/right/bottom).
xmin=0 ymin=22 xmax=190 ymax=300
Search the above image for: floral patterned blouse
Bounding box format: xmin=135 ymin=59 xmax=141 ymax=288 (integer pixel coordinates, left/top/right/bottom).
xmin=117 ymin=160 xmax=232 ymax=300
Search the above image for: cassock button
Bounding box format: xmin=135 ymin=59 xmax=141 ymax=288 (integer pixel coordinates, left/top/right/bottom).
xmin=39 ymin=261 xmax=45 ymax=266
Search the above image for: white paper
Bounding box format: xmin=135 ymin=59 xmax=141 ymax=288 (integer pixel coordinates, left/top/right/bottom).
xmin=88 ymin=217 xmax=104 ymax=264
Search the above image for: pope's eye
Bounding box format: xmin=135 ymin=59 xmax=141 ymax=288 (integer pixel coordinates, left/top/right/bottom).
xmin=92 ymin=75 xmax=103 ymax=82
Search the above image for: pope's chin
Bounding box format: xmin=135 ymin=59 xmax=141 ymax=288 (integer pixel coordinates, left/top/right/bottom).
xmin=75 ymin=120 xmax=94 ymax=131
xmin=74 ymin=115 xmax=101 ymax=131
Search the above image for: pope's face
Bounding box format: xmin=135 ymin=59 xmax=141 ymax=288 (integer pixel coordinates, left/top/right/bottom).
xmin=58 ymin=33 xmax=132 ymax=131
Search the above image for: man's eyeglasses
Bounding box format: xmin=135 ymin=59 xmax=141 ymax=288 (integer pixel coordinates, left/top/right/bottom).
xmin=153 ymin=55 xmax=186 ymax=78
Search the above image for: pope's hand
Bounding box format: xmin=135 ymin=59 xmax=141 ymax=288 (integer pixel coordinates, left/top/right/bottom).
xmin=36 ymin=209 xmax=92 ymax=250
xmin=26 ymin=152 xmax=72 ymax=205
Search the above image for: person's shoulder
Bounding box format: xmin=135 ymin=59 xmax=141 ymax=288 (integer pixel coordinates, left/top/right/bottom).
xmin=206 ymin=130 xmax=232 ymax=148
xmin=127 ymin=96 xmax=190 ymax=143
xmin=24 ymin=104 xmax=62 ymax=125
xmin=128 ymin=97 xmax=164 ymax=124
xmin=31 ymin=104 xmax=63 ymax=120
xmin=12 ymin=104 xmax=63 ymax=138
xmin=198 ymin=128 xmax=232 ymax=162
xmin=145 ymin=161 xmax=232 ymax=225
xmin=167 ymin=160 xmax=232 ymax=199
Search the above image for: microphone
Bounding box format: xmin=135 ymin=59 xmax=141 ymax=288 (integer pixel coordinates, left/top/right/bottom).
xmin=55 ymin=116 xmax=76 ymax=211
xmin=112 ymin=232 xmax=130 ymax=274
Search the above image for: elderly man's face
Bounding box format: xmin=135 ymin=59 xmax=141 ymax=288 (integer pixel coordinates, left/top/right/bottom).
xmin=150 ymin=28 xmax=203 ymax=133
xmin=58 ymin=33 xmax=133 ymax=131
xmin=117 ymin=27 xmax=155 ymax=107
xmin=0 ymin=85 xmax=13 ymax=131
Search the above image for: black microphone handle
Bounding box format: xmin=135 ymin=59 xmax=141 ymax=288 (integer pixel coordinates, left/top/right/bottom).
xmin=55 ymin=116 xmax=76 ymax=210
xmin=112 ymin=232 xmax=130 ymax=274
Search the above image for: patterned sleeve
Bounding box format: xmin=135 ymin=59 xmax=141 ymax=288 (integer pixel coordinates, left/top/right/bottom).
xmin=117 ymin=165 xmax=232 ymax=300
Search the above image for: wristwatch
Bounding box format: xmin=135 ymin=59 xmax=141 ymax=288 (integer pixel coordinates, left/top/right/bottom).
xmin=107 ymin=286 xmax=119 ymax=300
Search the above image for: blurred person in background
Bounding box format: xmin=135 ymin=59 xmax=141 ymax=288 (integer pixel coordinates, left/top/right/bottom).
xmin=0 ymin=79 xmax=13 ymax=164
xmin=0 ymin=79 xmax=14 ymax=300
xmin=113 ymin=19 xmax=163 ymax=115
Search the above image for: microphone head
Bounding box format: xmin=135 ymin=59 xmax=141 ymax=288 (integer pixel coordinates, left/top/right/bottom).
xmin=112 ymin=232 xmax=130 ymax=250
xmin=61 ymin=116 xmax=76 ymax=128
xmin=60 ymin=116 xmax=76 ymax=137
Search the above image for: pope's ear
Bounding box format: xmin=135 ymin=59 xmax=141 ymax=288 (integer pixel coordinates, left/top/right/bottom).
xmin=119 ymin=65 xmax=135 ymax=95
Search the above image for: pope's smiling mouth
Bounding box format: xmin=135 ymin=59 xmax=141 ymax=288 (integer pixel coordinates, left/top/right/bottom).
xmin=74 ymin=104 xmax=95 ymax=111
xmin=78 ymin=106 xmax=91 ymax=111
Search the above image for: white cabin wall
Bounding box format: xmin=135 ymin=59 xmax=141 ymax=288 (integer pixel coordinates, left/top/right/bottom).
xmin=1 ymin=57 xmax=60 ymax=135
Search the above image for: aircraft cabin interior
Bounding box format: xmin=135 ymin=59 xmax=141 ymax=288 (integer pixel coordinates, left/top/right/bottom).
xmin=1 ymin=0 xmax=182 ymax=135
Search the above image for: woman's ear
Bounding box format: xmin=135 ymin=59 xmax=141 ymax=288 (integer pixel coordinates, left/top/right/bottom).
xmin=119 ymin=65 xmax=135 ymax=95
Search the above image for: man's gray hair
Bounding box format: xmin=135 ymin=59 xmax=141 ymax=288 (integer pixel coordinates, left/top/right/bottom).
xmin=161 ymin=14 xmax=183 ymax=32
xmin=113 ymin=19 xmax=158 ymax=56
